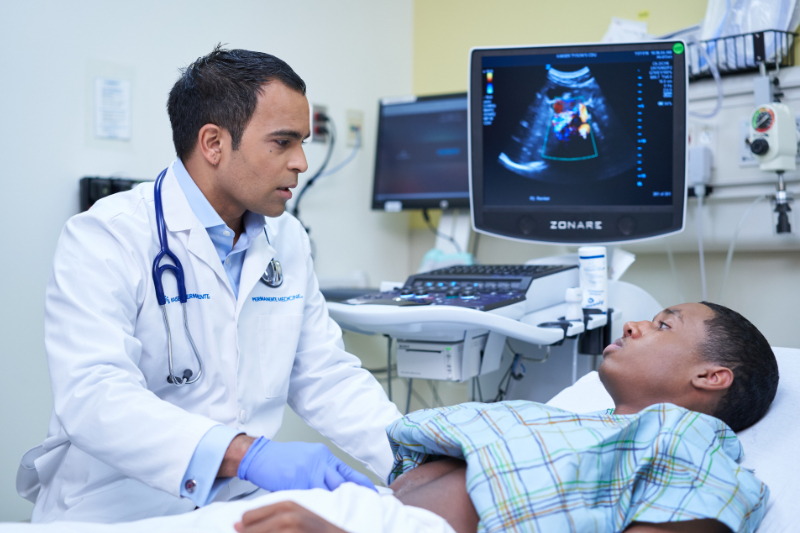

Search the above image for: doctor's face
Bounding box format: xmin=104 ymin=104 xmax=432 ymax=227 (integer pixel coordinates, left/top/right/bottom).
xmin=223 ymin=81 xmax=310 ymax=218
xmin=598 ymin=303 xmax=715 ymax=409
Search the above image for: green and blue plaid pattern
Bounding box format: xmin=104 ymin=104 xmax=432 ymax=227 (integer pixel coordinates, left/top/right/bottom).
xmin=387 ymin=402 xmax=767 ymax=533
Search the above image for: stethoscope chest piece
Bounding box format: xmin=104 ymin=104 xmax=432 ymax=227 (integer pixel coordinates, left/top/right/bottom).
xmin=261 ymin=259 xmax=283 ymax=288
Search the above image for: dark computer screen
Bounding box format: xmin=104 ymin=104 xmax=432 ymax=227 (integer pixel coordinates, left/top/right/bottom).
xmin=372 ymin=93 xmax=470 ymax=210
xmin=470 ymin=42 xmax=687 ymax=243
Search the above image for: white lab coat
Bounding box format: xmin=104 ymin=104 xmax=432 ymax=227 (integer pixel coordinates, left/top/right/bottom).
xmin=17 ymin=164 xmax=402 ymax=523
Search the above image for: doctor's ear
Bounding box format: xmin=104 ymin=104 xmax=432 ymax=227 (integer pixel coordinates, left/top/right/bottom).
xmin=196 ymin=123 xmax=225 ymax=167
xmin=692 ymin=365 xmax=734 ymax=393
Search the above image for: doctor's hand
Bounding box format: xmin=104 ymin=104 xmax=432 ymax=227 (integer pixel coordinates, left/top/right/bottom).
xmin=237 ymin=437 xmax=377 ymax=493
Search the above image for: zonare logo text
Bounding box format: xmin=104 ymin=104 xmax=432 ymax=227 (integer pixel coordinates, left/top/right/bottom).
xmin=550 ymin=221 xmax=603 ymax=230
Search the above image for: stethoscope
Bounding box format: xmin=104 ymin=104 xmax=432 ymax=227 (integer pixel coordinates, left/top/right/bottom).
xmin=153 ymin=168 xmax=283 ymax=386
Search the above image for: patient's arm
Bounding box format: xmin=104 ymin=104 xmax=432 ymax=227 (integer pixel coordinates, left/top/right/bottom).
xmin=625 ymin=520 xmax=731 ymax=533
xmin=389 ymin=458 xmax=479 ymax=533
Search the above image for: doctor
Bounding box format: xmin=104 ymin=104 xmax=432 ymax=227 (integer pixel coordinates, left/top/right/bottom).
xmin=18 ymin=45 xmax=402 ymax=523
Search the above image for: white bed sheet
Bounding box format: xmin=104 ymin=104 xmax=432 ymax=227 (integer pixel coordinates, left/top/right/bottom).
xmin=0 ymin=484 xmax=454 ymax=533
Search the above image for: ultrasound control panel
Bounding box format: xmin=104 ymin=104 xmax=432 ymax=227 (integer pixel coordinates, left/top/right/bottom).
xmin=344 ymin=264 xmax=576 ymax=312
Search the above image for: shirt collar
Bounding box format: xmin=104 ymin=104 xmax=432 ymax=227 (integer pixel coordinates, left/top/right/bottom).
xmin=172 ymin=159 xmax=266 ymax=236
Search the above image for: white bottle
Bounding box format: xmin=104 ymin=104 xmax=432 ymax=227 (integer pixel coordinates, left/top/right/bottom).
xmin=578 ymin=246 xmax=608 ymax=313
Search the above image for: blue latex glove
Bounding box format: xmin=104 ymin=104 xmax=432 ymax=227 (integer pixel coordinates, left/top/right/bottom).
xmin=237 ymin=437 xmax=377 ymax=492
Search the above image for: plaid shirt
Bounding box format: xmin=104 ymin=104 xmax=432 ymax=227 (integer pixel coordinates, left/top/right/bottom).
xmin=387 ymin=402 xmax=767 ymax=533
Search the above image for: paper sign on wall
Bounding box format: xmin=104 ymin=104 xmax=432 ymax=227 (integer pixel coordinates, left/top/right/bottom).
xmin=94 ymin=77 xmax=131 ymax=140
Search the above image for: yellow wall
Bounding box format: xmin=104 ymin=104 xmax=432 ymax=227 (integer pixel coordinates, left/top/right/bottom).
xmin=409 ymin=0 xmax=707 ymax=228
xmin=413 ymin=0 xmax=707 ymax=95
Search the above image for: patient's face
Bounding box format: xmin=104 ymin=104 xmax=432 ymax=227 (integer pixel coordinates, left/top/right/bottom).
xmin=598 ymin=303 xmax=716 ymax=411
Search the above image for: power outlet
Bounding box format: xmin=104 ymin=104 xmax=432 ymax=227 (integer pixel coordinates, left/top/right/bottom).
xmin=311 ymin=104 xmax=328 ymax=143
xmin=346 ymin=109 xmax=363 ymax=147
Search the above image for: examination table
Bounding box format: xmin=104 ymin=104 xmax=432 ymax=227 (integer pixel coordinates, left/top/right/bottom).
xmin=2 ymin=348 xmax=797 ymax=532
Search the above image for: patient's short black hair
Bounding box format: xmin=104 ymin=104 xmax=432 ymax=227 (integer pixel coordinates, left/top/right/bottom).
xmin=167 ymin=44 xmax=306 ymax=160
xmin=699 ymin=302 xmax=778 ymax=432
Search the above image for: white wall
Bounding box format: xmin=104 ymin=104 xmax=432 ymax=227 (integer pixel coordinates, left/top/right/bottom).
xmin=0 ymin=1 xmax=413 ymax=521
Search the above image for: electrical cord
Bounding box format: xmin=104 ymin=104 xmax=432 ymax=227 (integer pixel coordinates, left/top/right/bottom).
xmin=493 ymin=341 xmax=550 ymax=402
xmin=506 ymin=339 xmax=550 ymax=363
xmin=319 ymin=129 xmax=361 ymax=177
xmin=292 ymin=118 xmax=337 ymax=226
xmin=422 ymin=208 xmax=463 ymax=254
xmin=665 ymin=240 xmax=686 ymax=304
xmin=689 ymin=36 xmax=724 ymax=120
xmin=718 ymin=195 xmax=768 ymax=303
xmin=696 ymin=186 xmax=708 ymax=301
xmin=427 ymin=380 xmax=443 ymax=407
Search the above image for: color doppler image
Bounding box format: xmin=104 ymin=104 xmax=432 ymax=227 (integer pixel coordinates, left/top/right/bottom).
xmin=497 ymin=66 xmax=637 ymax=184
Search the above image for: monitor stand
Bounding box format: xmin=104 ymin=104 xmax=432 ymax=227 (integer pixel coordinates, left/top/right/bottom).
xmin=435 ymin=210 xmax=471 ymax=255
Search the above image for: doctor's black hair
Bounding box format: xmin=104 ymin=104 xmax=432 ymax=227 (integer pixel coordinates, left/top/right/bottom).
xmin=167 ymin=44 xmax=306 ymax=160
xmin=699 ymin=301 xmax=779 ymax=432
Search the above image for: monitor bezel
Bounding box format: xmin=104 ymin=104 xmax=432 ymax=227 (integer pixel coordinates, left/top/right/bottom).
xmin=468 ymin=41 xmax=688 ymax=245
xmin=371 ymin=92 xmax=471 ymax=211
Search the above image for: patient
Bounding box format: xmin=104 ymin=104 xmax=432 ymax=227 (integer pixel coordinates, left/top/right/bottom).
xmin=234 ymin=302 xmax=778 ymax=533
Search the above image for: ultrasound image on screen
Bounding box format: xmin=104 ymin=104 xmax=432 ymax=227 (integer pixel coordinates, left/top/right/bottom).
xmin=482 ymin=51 xmax=675 ymax=207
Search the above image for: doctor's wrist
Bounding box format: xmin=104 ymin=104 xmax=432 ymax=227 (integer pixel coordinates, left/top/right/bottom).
xmin=218 ymin=434 xmax=256 ymax=478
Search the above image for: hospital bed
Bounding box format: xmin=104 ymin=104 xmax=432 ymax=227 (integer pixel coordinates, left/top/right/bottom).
xmin=2 ymin=349 xmax=797 ymax=532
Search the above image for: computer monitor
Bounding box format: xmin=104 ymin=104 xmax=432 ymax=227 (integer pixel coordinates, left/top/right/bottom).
xmin=469 ymin=41 xmax=687 ymax=244
xmin=372 ymin=93 xmax=470 ymax=211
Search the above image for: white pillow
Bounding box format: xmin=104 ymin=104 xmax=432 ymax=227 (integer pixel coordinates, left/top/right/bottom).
xmin=545 ymin=348 xmax=799 ymax=532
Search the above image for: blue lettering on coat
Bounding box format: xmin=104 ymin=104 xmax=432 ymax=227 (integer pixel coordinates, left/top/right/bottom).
xmin=165 ymin=293 xmax=211 ymax=303
xmin=252 ymin=294 xmax=304 ymax=303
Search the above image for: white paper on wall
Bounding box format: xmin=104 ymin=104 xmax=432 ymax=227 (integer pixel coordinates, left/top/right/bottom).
xmin=94 ymin=77 xmax=131 ymax=140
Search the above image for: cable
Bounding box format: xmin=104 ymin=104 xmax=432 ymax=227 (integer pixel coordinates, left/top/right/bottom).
xmin=695 ymin=186 xmax=708 ymax=301
xmin=291 ymin=118 xmax=337 ymax=225
xmin=571 ymin=339 xmax=579 ymax=385
xmin=319 ymin=129 xmax=361 ymax=177
xmin=665 ymin=241 xmax=686 ymax=304
xmin=427 ymin=380 xmax=443 ymax=407
xmin=506 ymin=339 xmax=550 ymax=363
xmin=689 ymin=36 xmax=724 ymax=120
xmin=405 ymin=378 xmax=413 ymax=414
xmin=422 ymin=208 xmax=463 ymax=254
xmin=493 ymin=341 xmax=550 ymax=402
xmin=385 ymin=335 xmax=392 ymax=402
xmin=718 ymin=195 xmax=768 ymax=303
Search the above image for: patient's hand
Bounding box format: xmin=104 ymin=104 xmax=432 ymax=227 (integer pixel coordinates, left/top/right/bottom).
xmin=624 ymin=519 xmax=731 ymax=533
xmin=233 ymin=501 xmax=347 ymax=533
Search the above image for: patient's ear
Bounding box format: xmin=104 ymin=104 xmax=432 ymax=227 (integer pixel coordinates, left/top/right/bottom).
xmin=692 ymin=365 xmax=734 ymax=392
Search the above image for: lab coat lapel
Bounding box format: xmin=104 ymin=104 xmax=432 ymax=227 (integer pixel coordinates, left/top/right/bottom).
xmin=160 ymin=166 xmax=231 ymax=293
xmin=236 ymin=226 xmax=274 ymax=318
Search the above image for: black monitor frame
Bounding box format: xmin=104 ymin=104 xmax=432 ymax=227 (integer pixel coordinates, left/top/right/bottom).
xmin=469 ymin=41 xmax=687 ymax=244
xmin=372 ymin=92 xmax=471 ymax=211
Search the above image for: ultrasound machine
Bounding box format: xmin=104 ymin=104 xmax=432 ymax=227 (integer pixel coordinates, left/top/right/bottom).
xmin=326 ymin=40 xmax=687 ymax=388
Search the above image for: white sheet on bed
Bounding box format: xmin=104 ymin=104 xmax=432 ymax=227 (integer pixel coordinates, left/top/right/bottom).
xmin=0 ymin=484 xmax=455 ymax=533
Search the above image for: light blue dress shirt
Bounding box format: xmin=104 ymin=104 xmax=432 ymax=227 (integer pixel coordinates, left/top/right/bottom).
xmin=172 ymin=159 xmax=266 ymax=506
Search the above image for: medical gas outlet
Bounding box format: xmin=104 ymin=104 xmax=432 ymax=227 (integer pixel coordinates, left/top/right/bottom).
xmin=748 ymin=103 xmax=798 ymax=172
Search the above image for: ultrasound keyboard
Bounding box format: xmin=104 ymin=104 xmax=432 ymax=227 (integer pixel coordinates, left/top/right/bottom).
xmin=343 ymin=264 xmax=577 ymax=312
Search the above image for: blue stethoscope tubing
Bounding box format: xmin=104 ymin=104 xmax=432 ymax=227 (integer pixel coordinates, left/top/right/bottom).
xmin=153 ymin=168 xmax=203 ymax=386
xmin=152 ymin=168 xmax=284 ymax=386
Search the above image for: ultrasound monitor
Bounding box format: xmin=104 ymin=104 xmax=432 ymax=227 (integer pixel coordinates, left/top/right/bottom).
xmin=372 ymin=93 xmax=470 ymax=211
xmin=469 ymin=41 xmax=687 ymax=244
